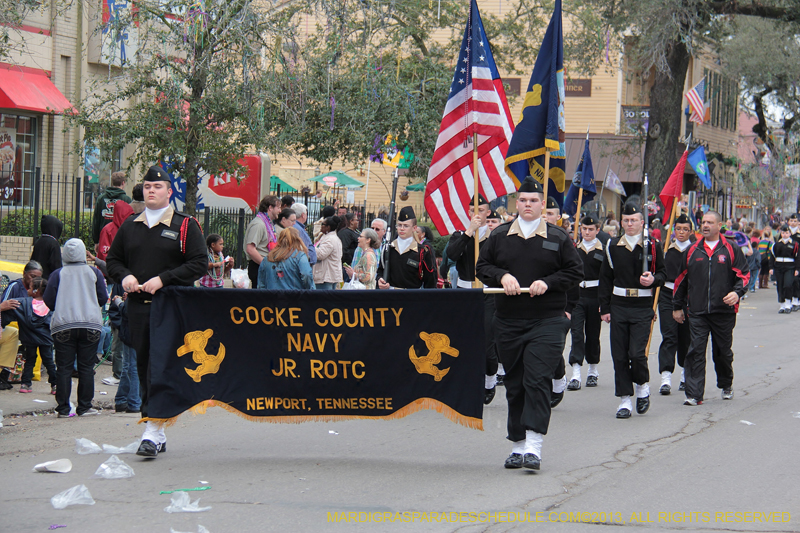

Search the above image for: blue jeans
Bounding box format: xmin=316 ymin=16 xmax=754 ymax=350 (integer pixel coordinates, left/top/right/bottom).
xmin=315 ymin=282 xmax=335 ymax=290
xmin=747 ymin=268 xmax=759 ymax=291
xmin=114 ymin=343 xmax=140 ymax=410
xmin=96 ymin=325 xmax=112 ymax=356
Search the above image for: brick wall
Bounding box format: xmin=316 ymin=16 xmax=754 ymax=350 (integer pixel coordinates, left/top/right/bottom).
xmin=0 ymin=236 xmax=34 ymax=263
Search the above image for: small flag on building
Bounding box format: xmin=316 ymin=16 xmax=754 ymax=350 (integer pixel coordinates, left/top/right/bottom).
xmin=685 ymin=78 xmax=706 ymax=125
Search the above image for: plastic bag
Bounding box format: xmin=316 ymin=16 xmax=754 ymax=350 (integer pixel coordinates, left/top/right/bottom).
xmin=51 ymin=484 xmax=95 ymax=509
xmin=75 ymin=438 xmax=102 ymax=455
xmin=33 ymin=459 xmax=73 ymax=473
xmin=92 ymin=455 xmax=135 ymax=479
xmin=164 ymin=491 xmax=212 ymax=513
xmin=342 ymin=278 xmax=366 ymax=290
xmin=102 ymin=441 xmax=139 ymax=454
xmin=170 ymin=527 xmax=210 ymax=533
xmin=230 ymin=269 xmax=251 ymax=289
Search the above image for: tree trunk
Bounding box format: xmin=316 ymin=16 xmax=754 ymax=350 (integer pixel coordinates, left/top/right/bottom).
xmin=643 ymin=40 xmax=691 ymax=198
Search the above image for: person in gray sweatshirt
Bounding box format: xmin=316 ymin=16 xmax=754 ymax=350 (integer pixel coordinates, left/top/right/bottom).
xmin=43 ymin=238 xmax=108 ymax=417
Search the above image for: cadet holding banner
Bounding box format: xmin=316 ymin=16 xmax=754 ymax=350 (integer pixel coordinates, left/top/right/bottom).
xmin=476 ymin=177 xmax=583 ymax=471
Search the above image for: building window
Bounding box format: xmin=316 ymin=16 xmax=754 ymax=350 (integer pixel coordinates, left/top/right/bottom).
xmin=0 ymin=113 xmax=37 ymax=206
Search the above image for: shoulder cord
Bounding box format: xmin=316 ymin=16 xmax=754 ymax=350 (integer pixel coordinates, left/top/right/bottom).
xmin=179 ymin=217 xmax=203 ymax=254
xmin=418 ymin=244 xmax=435 ymax=280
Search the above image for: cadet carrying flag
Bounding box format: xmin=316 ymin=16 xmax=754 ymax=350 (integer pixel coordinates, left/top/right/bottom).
xmin=687 ymin=146 xmax=712 ymax=188
xmin=424 ymin=0 xmax=516 ymax=235
xmin=504 ymin=0 xmax=566 ymax=206
xmin=563 ymin=136 xmax=596 ymax=216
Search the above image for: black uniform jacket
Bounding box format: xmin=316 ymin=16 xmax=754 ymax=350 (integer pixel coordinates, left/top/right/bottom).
xmin=106 ymin=207 xmax=208 ymax=304
xmin=476 ymin=219 xmax=583 ymax=320
xmin=770 ymin=240 xmax=798 ymax=269
xmin=598 ymin=235 xmax=666 ymax=315
xmin=378 ymin=238 xmax=437 ymax=289
xmin=447 ymin=227 xmax=490 ymax=283
xmin=673 ymin=236 xmax=749 ymax=315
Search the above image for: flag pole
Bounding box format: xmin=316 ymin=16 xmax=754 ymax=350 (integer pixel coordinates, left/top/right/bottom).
xmin=599 ymin=160 xmax=611 ymax=214
xmin=542 ymin=149 xmax=551 ymax=213
xmin=573 ymin=188 xmax=583 ymax=241
xmin=472 ymin=132 xmax=483 ymax=288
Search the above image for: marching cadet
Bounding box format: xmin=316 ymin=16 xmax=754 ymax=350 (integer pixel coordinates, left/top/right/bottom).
xmin=445 ymin=195 xmax=499 ymax=404
xmin=770 ymin=225 xmax=799 ymax=314
xmin=789 ymin=214 xmax=800 ymax=311
xmin=598 ymin=202 xmax=666 ymax=419
xmin=377 ymin=206 xmax=437 ymax=290
xmin=476 ymin=177 xmax=583 ymax=471
xmin=486 ymin=209 xmax=503 ymax=231
xmin=657 ymin=214 xmax=693 ymax=394
xmin=567 ymin=215 xmax=604 ymax=390
xmin=106 ymin=166 xmax=207 ymax=458
xmin=543 ymin=196 xmax=568 ymax=404
xmin=673 ymin=211 xmax=749 ymax=405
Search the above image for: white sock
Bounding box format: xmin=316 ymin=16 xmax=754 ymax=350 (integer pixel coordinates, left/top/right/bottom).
xmin=571 ymin=363 xmax=581 ymax=381
xmin=157 ymin=425 xmax=167 ymax=444
xmin=511 ymin=439 xmax=526 ymax=455
xmin=661 ymin=371 xmax=672 ymax=386
xmin=618 ymin=396 xmax=633 ymax=411
xmin=635 ymin=383 xmax=650 ymax=398
xmin=524 ymin=430 xmax=543 ymax=457
xmin=142 ymin=421 xmax=162 ymax=443
xmin=552 ymin=376 xmax=566 ymax=394
xmin=794 ymin=298 xmax=800 ymax=306
xmin=485 ymin=374 xmax=497 ymax=389
xmin=497 ymin=363 xmax=505 ymax=377
xmin=784 ymin=301 xmax=792 ymax=309
xmin=587 ymin=364 xmax=599 ymax=377
xmin=680 ymin=367 xmax=685 ymax=382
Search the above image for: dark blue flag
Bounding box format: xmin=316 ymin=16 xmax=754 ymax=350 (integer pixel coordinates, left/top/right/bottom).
xmin=563 ymin=137 xmax=597 ymax=216
xmin=504 ymin=0 xmax=566 ymax=206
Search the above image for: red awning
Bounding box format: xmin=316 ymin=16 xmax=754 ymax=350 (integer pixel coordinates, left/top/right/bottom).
xmin=0 ymin=65 xmax=73 ymax=114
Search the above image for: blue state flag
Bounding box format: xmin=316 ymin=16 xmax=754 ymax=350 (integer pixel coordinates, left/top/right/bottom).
xmin=563 ymin=138 xmax=596 ymax=216
xmin=504 ymin=0 xmax=566 ymax=206
xmin=687 ymin=146 xmax=711 ymax=188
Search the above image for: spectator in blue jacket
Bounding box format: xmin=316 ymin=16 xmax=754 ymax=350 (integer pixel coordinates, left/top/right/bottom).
xmin=258 ymin=227 xmax=315 ymax=290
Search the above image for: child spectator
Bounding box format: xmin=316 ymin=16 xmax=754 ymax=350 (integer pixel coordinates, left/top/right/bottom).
xmin=199 ymin=234 xmax=233 ymax=288
xmin=1 ymin=277 xmax=57 ymax=394
xmin=43 ymin=238 xmax=108 ymax=417
xmin=107 ymin=287 xmax=140 ymax=413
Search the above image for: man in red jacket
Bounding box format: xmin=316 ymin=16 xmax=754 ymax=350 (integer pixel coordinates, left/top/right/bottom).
xmin=673 ymin=211 xmax=749 ymax=406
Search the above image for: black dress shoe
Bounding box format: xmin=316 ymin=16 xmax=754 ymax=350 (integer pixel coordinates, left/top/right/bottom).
xmin=586 ymin=375 xmax=598 ymax=387
xmin=522 ymin=453 xmax=541 ymax=470
xmin=504 ymin=453 xmax=523 ymax=469
xmin=616 ymin=408 xmax=631 ymax=419
xmin=567 ymin=379 xmax=581 ymax=391
xmin=114 ymin=404 xmax=127 ymax=413
xmin=496 ymin=374 xmax=504 ymax=387
xmin=550 ymin=391 xmax=564 ymax=408
xmin=678 ymin=382 xmax=685 ymax=391
xmin=659 ymin=384 xmax=671 ymax=395
xmin=158 ymin=441 xmax=167 ymax=453
xmin=136 ymin=439 xmax=159 ymax=458
xmin=484 ymin=387 xmax=496 ymax=405
xmin=636 ymin=395 xmax=650 ymax=414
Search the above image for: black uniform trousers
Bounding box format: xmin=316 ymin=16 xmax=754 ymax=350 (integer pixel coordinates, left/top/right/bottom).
xmin=483 ymin=295 xmax=499 ymax=376
xmin=657 ymin=293 xmax=690 ymax=374
xmin=609 ymin=304 xmax=653 ymax=397
xmin=128 ymin=300 xmax=154 ymax=419
xmin=775 ymin=266 xmax=794 ymax=302
xmin=494 ymin=315 xmax=570 ymax=440
xmin=568 ymin=296 xmax=601 ymax=366
xmin=684 ymin=313 xmax=736 ymax=400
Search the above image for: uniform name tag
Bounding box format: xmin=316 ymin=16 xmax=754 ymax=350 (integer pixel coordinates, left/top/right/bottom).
xmin=541 ymin=241 xmax=559 ymax=252
xmin=406 ymin=259 xmax=419 ymax=268
xmin=161 ymin=229 xmax=178 ymax=240
xmin=593 ymin=252 xmax=604 ymax=261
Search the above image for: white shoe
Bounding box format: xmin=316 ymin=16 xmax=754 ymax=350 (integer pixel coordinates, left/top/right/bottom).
xmin=102 ymin=377 xmax=120 ymax=386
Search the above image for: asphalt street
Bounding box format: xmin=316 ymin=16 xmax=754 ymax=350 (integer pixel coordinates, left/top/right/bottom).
xmin=1 ymin=285 xmax=799 ymax=533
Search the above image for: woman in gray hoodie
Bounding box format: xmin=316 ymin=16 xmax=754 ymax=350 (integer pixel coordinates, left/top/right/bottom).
xmin=43 ymin=238 xmax=108 ymax=417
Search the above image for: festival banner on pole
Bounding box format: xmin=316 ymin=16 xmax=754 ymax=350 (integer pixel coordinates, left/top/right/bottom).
xmin=146 ymin=287 xmax=486 ymax=430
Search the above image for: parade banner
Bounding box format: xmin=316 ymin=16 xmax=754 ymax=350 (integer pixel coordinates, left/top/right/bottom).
xmin=146 ymin=287 xmax=486 ymax=430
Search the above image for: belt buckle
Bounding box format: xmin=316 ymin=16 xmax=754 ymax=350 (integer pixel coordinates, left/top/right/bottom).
xmin=626 ymin=288 xmax=638 ymax=297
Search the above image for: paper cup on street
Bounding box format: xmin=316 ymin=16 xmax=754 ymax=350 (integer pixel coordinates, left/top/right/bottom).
xmin=33 ymin=459 xmax=73 ymax=473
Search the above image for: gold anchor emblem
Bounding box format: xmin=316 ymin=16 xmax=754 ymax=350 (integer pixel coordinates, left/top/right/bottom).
xmin=409 ymin=332 xmax=459 ymax=381
xmin=176 ymin=329 xmax=226 ymax=383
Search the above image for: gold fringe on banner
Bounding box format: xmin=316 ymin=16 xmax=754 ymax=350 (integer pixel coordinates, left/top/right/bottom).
xmin=140 ymin=397 xmax=483 ymax=431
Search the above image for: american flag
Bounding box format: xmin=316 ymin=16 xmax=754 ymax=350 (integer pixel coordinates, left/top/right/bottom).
xmin=424 ymin=0 xmax=515 ymax=236
xmin=686 ymin=78 xmax=706 ymax=124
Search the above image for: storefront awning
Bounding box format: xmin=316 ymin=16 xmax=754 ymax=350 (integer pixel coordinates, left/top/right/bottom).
xmin=0 ymin=66 xmax=73 ymax=114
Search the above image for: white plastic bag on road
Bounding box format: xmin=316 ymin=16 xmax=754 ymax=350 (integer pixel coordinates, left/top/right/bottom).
xmin=102 ymin=441 xmax=139 ymax=454
xmin=92 ymin=455 xmax=135 ymax=479
xmin=33 ymin=459 xmax=73 ymax=473
xmin=51 ymin=484 xmax=95 ymax=509
xmin=75 ymin=438 xmax=102 ymax=455
xmin=164 ymin=491 xmax=212 ymax=513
